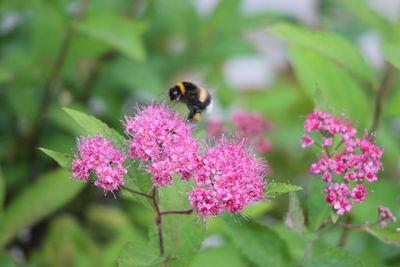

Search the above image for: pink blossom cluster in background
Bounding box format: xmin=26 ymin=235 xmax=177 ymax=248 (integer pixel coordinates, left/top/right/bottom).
xmin=124 ymin=104 xmax=200 ymax=186
xmin=72 ymin=135 xmax=127 ymax=191
xmin=302 ymin=110 xmax=383 ymax=215
xmin=207 ymin=110 xmax=273 ymax=154
xmin=189 ymin=139 xmax=267 ymax=216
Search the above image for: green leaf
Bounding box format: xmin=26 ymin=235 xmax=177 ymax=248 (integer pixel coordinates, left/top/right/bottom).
xmin=224 ymin=216 xmax=291 ymax=267
xmin=288 ymin=44 xmax=370 ymax=129
xmin=0 ymin=169 xmax=85 ymax=248
xmin=41 ymin=215 xmax=99 ymax=266
xmin=268 ymin=22 xmax=377 ymax=85
xmin=302 ymin=247 xmax=364 ymax=267
xmin=307 ymin=178 xmax=330 ymax=231
xmin=0 ymin=167 xmax=4 ymax=219
xmin=149 ymin=179 xmax=205 ymax=266
xmin=285 ymin=192 xmax=304 ymax=234
xmin=119 ymin=242 xmax=164 ymax=267
xmin=39 ymin=148 xmax=72 ymax=169
xmin=382 ymin=42 xmax=400 ymax=69
xmin=190 ymin=244 xmax=247 ymax=267
xmin=265 ymin=182 xmax=303 ymax=197
xmin=337 ymin=0 xmax=392 ymax=37
xmin=330 ymin=210 xmax=339 ymax=224
xmin=63 ymin=108 xmax=125 ymax=146
xmin=77 ymin=13 xmax=146 ymax=61
xmin=364 ymin=227 xmax=400 ymax=247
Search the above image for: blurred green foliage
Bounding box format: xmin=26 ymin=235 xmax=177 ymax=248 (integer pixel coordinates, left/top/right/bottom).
xmin=0 ymin=0 xmax=400 ymax=266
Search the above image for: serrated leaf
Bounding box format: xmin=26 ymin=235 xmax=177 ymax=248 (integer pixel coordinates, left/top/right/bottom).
xmin=364 ymin=227 xmax=400 ymax=247
xmin=307 ymin=178 xmax=330 ymax=231
xmin=302 ymin=247 xmax=364 ymax=267
xmin=39 ymin=148 xmax=72 ymax=169
xmin=119 ymin=242 xmax=164 ymax=267
xmin=382 ymin=42 xmax=400 ymax=69
xmin=63 ymin=108 xmax=125 ymax=146
xmin=285 ymin=192 xmax=304 ymax=234
xmin=77 ymin=13 xmax=146 ymax=61
xmin=268 ymin=23 xmax=377 ymax=85
xmin=0 ymin=169 xmax=84 ymax=248
xmin=288 ymin=44 xmax=370 ymax=129
xmin=265 ymin=183 xmax=303 ymax=197
xmin=224 ymin=216 xmax=291 ymax=267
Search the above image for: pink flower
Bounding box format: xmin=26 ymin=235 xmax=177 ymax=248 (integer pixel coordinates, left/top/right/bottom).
xmin=378 ymin=206 xmax=397 ymax=227
xmin=72 ymin=135 xmax=127 ymax=191
xmin=302 ymin=136 xmax=314 ymax=148
xmin=206 ymin=119 xmax=228 ymax=139
xmin=303 ymin=110 xmax=383 ymax=216
xmin=189 ymin=139 xmax=267 ymax=216
xmin=124 ymin=104 xmax=200 ymax=186
xmin=351 ymin=184 xmax=367 ymax=202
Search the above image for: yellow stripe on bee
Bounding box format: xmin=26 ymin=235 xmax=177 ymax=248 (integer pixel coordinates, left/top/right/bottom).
xmin=198 ymin=87 xmax=207 ymax=102
xmin=177 ymin=82 xmax=185 ymax=95
xmin=193 ymin=113 xmax=202 ymax=121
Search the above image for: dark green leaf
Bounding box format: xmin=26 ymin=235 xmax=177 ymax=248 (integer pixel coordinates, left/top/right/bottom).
xmin=0 ymin=169 xmax=84 ymax=248
xmin=307 ymin=178 xmax=330 ymax=231
xmin=63 ymin=108 xmax=125 ymax=146
xmin=190 ymin=244 xmax=247 ymax=267
xmin=285 ymin=192 xmax=305 ymax=234
xmin=302 ymin=247 xmax=364 ymax=267
xmin=269 ymin=23 xmax=377 ymax=85
xmin=39 ymin=148 xmax=72 ymax=169
xmin=364 ymin=227 xmax=400 ymax=247
xmin=149 ymin=179 xmax=205 ymax=266
xmin=265 ymin=182 xmax=303 ymax=197
xmin=224 ymin=216 xmax=291 ymax=267
xmin=77 ymin=13 xmax=146 ymax=61
xmin=119 ymin=242 xmax=164 ymax=267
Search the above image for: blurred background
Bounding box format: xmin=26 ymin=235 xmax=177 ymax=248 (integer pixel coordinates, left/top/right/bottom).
xmin=0 ymin=0 xmax=399 ymax=266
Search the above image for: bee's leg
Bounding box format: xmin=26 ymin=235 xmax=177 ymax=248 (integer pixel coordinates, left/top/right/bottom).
xmin=187 ymin=107 xmax=202 ymax=122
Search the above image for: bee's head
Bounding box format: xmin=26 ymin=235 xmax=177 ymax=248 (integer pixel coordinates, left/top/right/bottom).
xmin=169 ymin=86 xmax=181 ymax=101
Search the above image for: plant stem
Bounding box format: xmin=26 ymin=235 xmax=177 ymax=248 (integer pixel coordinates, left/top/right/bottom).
xmin=152 ymin=188 xmax=165 ymax=257
xmin=28 ymin=0 xmax=91 ymax=158
xmin=304 ymin=219 xmax=332 ymax=258
xmin=120 ymin=185 xmax=153 ymax=199
xmin=160 ymin=209 xmax=193 ymax=215
xmin=370 ymin=65 xmax=394 ymax=133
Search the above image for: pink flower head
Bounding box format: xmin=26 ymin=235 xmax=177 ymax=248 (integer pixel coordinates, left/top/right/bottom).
xmin=72 ymin=135 xmax=127 ymax=191
xmin=189 ymin=138 xmax=267 ymax=216
xmin=124 ymin=104 xmax=200 ymax=186
xmin=302 ymin=136 xmax=314 ymax=148
xmin=303 ymin=110 xmax=384 ymax=216
xmin=378 ymin=206 xmax=397 ymax=227
xmin=351 ymin=184 xmax=367 ymax=202
xmin=232 ymin=110 xmax=273 ymax=154
xmin=206 ymin=119 xmax=228 ymax=139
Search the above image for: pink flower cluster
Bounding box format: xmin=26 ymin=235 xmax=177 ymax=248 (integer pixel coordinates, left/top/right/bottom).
xmin=189 ymin=139 xmax=267 ymax=216
xmin=72 ymin=135 xmax=127 ymax=191
xmin=302 ymin=110 xmax=383 ymax=215
xmin=207 ymin=110 xmax=273 ymax=154
xmin=124 ymin=104 xmax=199 ymax=186
xmin=378 ymin=206 xmax=397 ymax=227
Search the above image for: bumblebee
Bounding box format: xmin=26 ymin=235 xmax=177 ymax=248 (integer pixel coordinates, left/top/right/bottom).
xmin=169 ymin=81 xmax=212 ymax=121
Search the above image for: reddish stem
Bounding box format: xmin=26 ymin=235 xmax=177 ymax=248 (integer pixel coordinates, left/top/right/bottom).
xmin=152 ymin=188 xmax=165 ymax=257
xmin=120 ymin=185 xmax=152 ymax=199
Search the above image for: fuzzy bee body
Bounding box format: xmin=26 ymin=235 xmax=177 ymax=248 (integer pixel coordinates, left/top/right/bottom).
xmin=169 ymin=81 xmax=212 ymax=121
